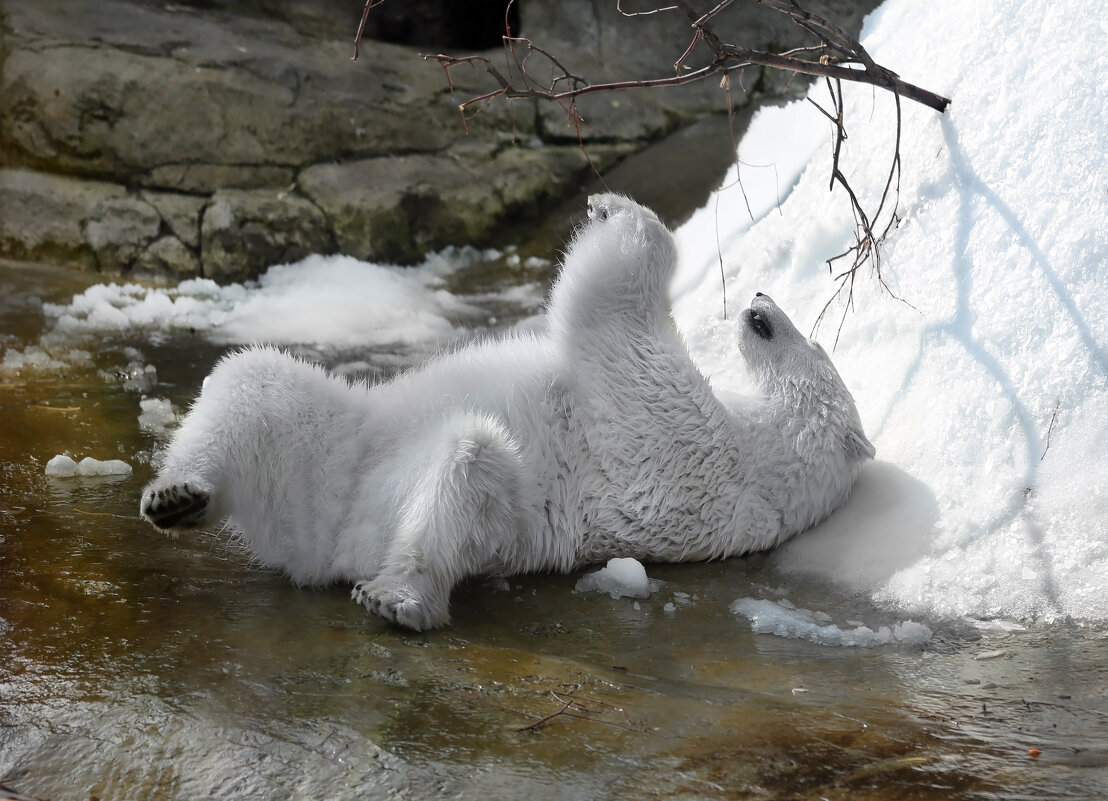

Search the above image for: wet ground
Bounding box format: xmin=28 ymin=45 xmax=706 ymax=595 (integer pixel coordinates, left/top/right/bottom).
xmin=2 ymin=135 xmax=1108 ymax=799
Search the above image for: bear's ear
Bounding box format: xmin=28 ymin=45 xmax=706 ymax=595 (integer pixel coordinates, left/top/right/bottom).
xmin=843 ymin=427 xmax=876 ymax=462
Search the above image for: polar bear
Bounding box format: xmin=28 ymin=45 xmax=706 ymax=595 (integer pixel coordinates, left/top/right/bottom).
xmin=140 ymin=194 xmax=874 ymax=630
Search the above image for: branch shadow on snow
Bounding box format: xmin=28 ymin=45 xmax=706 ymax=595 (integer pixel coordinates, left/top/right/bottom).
xmin=859 ymin=117 xmax=1108 ymax=618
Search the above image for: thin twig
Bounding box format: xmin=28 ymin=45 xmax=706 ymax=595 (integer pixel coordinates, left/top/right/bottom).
xmin=351 ymin=0 xmax=385 ymax=61
xmin=1041 ymin=401 xmax=1061 ymax=460
xmin=518 ymin=697 xmax=576 ymax=731
xmin=617 ymin=0 xmax=679 ymax=16
xmin=811 ymin=76 xmax=915 ymax=346
xmin=470 ymin=691 xmax=644 ymax=733
xmin=693 ymin=0 xmax=738 ymax=28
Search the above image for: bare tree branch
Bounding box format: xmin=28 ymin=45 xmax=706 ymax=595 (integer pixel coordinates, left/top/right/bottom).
xmin=351 ymin=0 xmax=951 ymax=333
xmin=353 ymin=0 xmax=948 ymax=111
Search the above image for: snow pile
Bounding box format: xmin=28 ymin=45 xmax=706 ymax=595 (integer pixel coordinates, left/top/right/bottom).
xmin=45 ymin=455 xmax=132 ymax=477
xmin=35 ymin=250 xmax=541 ymax=351
xmin=674 ymin=0 xmax=1108 ymax=622
xmin=575 ymin=557 xmax=660 ymax=600
xmin=730 ymin=598 xmax=932 ymax=648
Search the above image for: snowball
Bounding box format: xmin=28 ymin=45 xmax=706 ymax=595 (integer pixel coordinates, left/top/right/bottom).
xmin=575 ymin=557 xmax=654 ymax=599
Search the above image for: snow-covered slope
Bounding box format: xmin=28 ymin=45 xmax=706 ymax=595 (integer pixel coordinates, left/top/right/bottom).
xmin=674 ymin=0 xmax=1108 ymax=621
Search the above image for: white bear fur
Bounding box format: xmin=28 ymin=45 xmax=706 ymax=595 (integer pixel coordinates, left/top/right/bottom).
xmin=140 ymin=194 xmax=874 ymax=631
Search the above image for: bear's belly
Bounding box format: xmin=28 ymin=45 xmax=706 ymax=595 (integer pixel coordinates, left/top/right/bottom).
xmin=571 ymin=475 xmax=771 ymax=566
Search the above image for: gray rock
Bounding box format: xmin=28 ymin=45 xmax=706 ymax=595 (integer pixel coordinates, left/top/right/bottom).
xmin=0 ymin=1 xmax=461 ymax=190
xmin=140 ymin=191 xmax=208 ymax=251
xmin=300 ymin=142 xmax=628 ymax=265
xmin=0 ymin=169 xmax=98 ymax=269
xmin=82 ymin=195 xmax=163 ymax=270
xmin=200 ymin=189 xmax=334 ymax=283
xmin=0 ymin=168 xmax=160 ymax=272
xmin=134 ymin=236 xmax=202 ymax=281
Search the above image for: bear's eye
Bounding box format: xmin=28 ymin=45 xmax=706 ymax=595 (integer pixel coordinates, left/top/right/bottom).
xmin=748 ymin=310 xmax=773 ymax=340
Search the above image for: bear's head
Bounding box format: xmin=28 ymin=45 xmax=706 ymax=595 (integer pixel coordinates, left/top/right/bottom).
xmin=738 ymin=293 xmax=875 ymax=463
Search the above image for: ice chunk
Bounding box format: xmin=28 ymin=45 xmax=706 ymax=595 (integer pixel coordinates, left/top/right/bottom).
xmin=138 ymin=397 xmax=178 ymax=435
xmin=575 ymin=557 xmax=654 ymax=600
xmin=44 ymin=454 xmax=78 ymax=477
xmin=2 ymin=346 xmax=74 ymax=372
xmin=730 ymin=598 xmax=931 ymax=648
xmin=46 ymin=456 xmax=133 ymax=477
xmin=77 ymin=457 xmax=132 ymax=476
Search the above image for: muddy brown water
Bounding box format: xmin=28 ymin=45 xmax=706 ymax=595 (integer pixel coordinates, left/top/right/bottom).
xmin=2 ymin=156 xmax=1108 ymax=799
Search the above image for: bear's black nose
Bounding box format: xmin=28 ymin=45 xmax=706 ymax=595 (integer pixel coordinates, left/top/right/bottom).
xmin=755 ymin=292 xmax=765 ymax=297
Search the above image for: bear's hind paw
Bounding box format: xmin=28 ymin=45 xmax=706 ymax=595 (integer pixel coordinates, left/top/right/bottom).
xmin=140 ymin=480 xmax=211 ymax=531
xmin=351 ymin=578 xmax=449 ymax=632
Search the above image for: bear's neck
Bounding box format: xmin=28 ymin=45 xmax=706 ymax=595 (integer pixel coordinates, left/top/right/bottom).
xmin=760 ymin=370 xmax=848 ymax=422
xmin=754 ymin=372 xmax=861 ymax=535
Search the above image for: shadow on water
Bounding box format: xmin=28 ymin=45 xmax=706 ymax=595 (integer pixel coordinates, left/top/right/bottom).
xmin=2 ymin=215 xmax=1108 ymax=797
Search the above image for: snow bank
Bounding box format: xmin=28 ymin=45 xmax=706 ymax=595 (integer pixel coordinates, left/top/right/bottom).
xmin=674 ymin=0 xmax=1108 ymax=622
xmin=730 ymin=598 xmax=932 ymax=648
xmin=575 ymin=558 xmax=660 ymax=600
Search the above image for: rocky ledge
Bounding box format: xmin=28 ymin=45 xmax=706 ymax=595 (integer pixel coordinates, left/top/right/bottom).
xmin=0 ymin=0 xmax=876 ymax=283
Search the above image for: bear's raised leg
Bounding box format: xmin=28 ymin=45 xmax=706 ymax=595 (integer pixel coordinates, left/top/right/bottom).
xmin=139 ymin=405 xmax=224 ymax=532
xmin=351 ymin=412 xmax=522 ymax=631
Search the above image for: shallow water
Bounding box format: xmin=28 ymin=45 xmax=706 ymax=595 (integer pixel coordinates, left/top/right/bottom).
xmin=2 ymin=260 xmax=1108 ymax=801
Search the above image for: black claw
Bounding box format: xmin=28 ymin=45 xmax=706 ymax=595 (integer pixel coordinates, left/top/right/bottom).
xmin=142 ymin=484 xmax=210 ymax=530
xmin=150 ymin=507 xmax=198 ymax=529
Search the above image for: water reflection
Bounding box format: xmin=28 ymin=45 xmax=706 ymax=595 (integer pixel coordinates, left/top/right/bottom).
xmin=1 ymin=262 xmax=1107 ymax=800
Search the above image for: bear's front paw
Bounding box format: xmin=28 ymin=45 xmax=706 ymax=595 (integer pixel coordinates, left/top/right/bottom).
xmin=587 ymin=195 xmax=611 ymax=222
xmin=140 ymin=479 xmax=211 ymax=531
xmin=351 ymin=577 xmax=449 ymax=632
xmin=587 ymin=193 xmax=649 ymax=225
